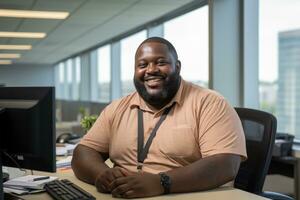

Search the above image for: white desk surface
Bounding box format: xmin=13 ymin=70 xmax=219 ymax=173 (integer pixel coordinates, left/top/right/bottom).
xmin=21 ymin=169 xmax=270 ymax=200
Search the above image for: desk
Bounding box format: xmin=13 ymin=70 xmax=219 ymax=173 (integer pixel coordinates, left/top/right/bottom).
xmin=21 ymin=169 xmax=269 ymax=200
xmin=269 ymin=156 xmax=299 ymax=200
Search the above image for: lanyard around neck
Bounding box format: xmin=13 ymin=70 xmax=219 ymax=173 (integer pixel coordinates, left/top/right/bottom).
xmin=137 ymin=103 xmax=175 ymax=170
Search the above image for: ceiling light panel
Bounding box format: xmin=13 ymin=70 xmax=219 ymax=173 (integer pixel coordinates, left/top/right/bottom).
xmin=0 ymin=31 xmax=46 ymax=38
xmin=0 ymin=9 xmax=69 ymax=19
xmin=0 ymin=45 xmax=32 ymax=50
xmin=0 ymin=53 xmax=21 ymax=58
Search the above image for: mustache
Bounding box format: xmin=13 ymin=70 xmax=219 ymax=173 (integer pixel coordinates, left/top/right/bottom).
xmin=144 ymin=74 xmax=166 ymax=81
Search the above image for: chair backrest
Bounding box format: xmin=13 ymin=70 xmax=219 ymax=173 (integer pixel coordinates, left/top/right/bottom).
xmin=234 ymin=107 xmax=277 ymax=194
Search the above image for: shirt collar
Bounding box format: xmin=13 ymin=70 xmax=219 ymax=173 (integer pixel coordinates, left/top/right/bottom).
xmin=130 ymin=78 xmax=185 ymax=113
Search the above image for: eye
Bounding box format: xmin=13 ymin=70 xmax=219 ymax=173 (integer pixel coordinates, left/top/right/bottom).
xmin=157 ymin=60 xmax=168 ymax=66
xmin=137 ymin=62 xmax=147 ymax=68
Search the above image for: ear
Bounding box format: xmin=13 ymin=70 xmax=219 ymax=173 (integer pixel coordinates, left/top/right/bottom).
xmin=175 ymin=60 xmax=181 ymax=74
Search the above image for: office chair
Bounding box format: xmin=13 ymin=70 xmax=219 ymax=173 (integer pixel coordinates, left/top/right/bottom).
xmin=234 ymin=107 xmax=294 ymax=200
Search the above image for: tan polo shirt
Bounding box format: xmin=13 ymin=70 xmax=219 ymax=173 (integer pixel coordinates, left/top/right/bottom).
xmin=80 ymin=79 xmax=247 ymax=174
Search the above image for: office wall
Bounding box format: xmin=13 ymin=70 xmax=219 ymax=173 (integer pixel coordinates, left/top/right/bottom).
xmin=0 ymin=64 xmax=54 ymax=86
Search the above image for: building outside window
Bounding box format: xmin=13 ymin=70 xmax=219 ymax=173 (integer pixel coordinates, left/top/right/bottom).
xmin=73 ymin=56 xmax=81 ymax=100
xmin=164 ymin=6 xmax=209 ymax=87
xmin=54 ymin=63 xmax=63 ymax=99
xmin=66 ymin=59 xmax=72 ymax=99
xmin=59 ymin=62 xmax=65 ymax=85
xmin=97 ymin=45 xmax=111 ymax=102
xmin=259 ymin=0 xmax=300 ymax=138
xmin=120 ymin=30 xmax=147 ymax=96
xmin=58 ymin=62 xmax=65 ymax=99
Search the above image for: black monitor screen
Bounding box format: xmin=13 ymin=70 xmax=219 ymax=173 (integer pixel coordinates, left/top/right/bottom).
xmin=0 ymin=87 xmax=56 ymax=172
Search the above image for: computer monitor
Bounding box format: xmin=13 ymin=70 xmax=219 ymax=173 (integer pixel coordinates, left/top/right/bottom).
xmin=0 ymin=87 xmax=56 ymax=199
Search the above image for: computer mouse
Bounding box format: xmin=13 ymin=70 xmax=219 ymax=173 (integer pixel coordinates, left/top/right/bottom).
xmin=56 ymin=133 xmax=80 ymax=144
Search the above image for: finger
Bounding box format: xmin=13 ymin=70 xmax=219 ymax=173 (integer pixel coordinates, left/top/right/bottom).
xmin=102 ymin=173 xmax=118 ymax=191
xmin=110 ymin=176 xmax=132 ymax=191
xmin=111 ymin=183 xmax=131 ymax=197
xmin=100 ymin=177 xmax=112 ymax=191
xmin=112 ymin=168 xmax=126 ymax=179
xmin=107 ymin=168 xmax=129 ymax=191
xmin=112 ymin=193 xmax=122 ymax=198
xmin=122 ymin=190 xmax=135 ymax=199
xmin=105 ymin=170 xmax=116 ymax=183
xmin=96 ymin=183 xmax=109 ymax=193
xmin=95 ymin=180 xmax=110 ymax=193
xmin=95 ymin=175 xmax=109 ymax=193
xmin=96 ymin=171 xmax=115 ymax=192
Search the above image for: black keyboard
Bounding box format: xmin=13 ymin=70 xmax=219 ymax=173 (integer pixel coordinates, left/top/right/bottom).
xmin=45 ymin=179 xmax=96 ymax=200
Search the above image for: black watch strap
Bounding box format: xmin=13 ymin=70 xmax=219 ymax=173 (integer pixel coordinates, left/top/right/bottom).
xmin=159 ymin=172 xmax=171 ymax=194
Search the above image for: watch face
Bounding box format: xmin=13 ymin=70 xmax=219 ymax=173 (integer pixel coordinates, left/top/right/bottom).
xmin=159 ymin=173 xmax=171 ymax=194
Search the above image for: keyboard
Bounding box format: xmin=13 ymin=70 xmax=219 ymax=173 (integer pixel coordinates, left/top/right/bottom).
xmin=45 ymin=179 xmax=96 ymax=200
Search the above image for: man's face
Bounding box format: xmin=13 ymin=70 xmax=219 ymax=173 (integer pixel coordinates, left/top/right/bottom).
xmin=134 ymin=41 xmax=181 ymax=108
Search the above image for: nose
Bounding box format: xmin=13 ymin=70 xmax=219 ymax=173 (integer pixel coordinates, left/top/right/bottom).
xmin=146 ymin=62 xmax=159 ymax=73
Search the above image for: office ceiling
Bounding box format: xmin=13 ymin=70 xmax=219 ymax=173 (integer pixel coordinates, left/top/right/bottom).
xmin=0 ymin=0 xmax=195 ymax=66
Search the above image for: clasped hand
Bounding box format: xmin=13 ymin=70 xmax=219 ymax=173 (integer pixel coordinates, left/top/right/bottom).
xmin=95 ymin=167 xmax=164 ymax=198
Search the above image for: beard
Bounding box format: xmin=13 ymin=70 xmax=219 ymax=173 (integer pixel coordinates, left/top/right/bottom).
xmin=134 ymin=72 xmax=181 ymax=109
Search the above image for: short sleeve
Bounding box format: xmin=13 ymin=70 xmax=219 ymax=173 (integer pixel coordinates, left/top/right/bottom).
xmin=198 ymin=96 xmax=247 ymax=160
xmin=79 ymin=105 xmax=112 ymax=153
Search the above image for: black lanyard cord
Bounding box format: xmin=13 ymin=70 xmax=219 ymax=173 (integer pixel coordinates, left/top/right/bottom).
xmin=137 ymin=103 xmax=175 ymax=170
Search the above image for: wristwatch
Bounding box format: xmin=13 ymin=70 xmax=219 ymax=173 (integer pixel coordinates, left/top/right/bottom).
xmin=159 ymin=172 xmax=171 ymax=194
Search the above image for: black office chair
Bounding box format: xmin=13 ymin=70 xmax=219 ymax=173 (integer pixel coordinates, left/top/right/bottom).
xmin=234 ymin=107 xmax=294 ymax=200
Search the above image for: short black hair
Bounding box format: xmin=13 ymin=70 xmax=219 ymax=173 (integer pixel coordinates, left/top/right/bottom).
xmin=136 ymin=37 xmax=178 ymax=60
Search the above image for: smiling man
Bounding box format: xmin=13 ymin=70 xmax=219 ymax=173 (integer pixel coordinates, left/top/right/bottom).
xmin=72 ymin=37 xmax=247 ymax=198
xmin=133 ymin=38 xmax=181 ymax=110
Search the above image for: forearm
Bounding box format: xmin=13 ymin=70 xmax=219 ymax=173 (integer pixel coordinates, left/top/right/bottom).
xmin=166 ymin=154 xmax=241 ymax=193
xmin=71 ymin=144 xmax=110 ymax=185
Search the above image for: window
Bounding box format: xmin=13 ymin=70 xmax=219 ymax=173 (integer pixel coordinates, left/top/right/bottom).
xmin=66 ymin=59 xmax=72 ymax=84
xmin=120 ymin=30 xmax=147 ymax=96
xmin=59 ymin=62 xmax=65 ymax=84
xmin=97 ymin=45 xmax=111 ymax=102
xmin=73 ymin=56 xmax=81 ymax=100
xmin=58 ymin=62 xmax=67 ymax=99
xmin=164 ymin=6 xmax=209 ymax=87
xmin=53 ymin=4 xmax=209 ymax=102
xmin=54 ymin=63 xmax=62 ymax=99
xmin=75 ymin=57 xmax=81 ymax=84
xmin=64 ymin=59 xmax=73 ymax=99
xmin=259 ymin=0 xmax=300 ymax=138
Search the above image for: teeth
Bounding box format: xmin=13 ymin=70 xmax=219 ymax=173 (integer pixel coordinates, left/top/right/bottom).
xmin=145 ymin=77 xmax=163 ymax=81
xmin=147 ymin=79 xmax=161 ymax=81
